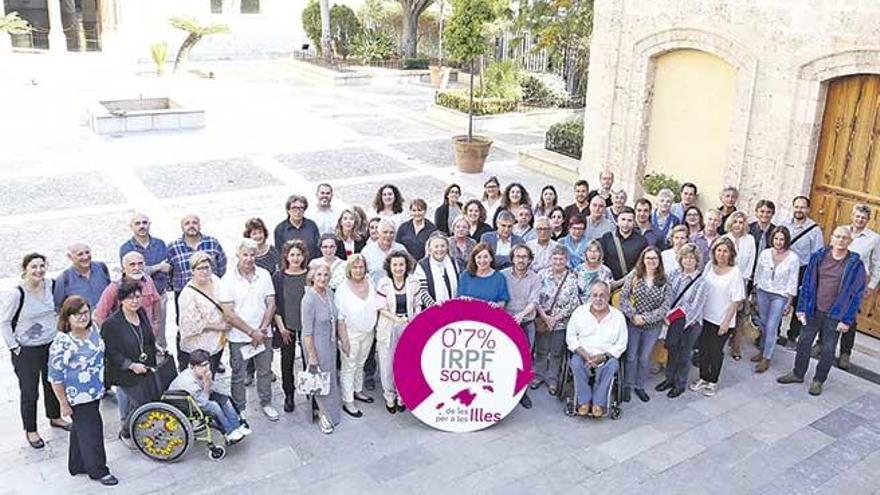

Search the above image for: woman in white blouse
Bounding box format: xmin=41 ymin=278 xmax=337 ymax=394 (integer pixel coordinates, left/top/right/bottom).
xmin=690 ymin=237 xmax=744 ymax=397
xmin=334 ymin=254 xmax=383 ymax=418
xmin=375 ymin=251 xmax=422 ymax=414
xmin=722 ymin=211 xmax=756 ymax=360
xmin=752 ymin=226 xmax=800 ymax=372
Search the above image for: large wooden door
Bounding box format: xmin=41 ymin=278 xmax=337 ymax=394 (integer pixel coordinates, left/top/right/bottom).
xmin=809 ymin=74 xmax=880 ymax=338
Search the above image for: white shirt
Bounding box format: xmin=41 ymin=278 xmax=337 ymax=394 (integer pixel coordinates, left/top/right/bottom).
xmin=661 ymin=248 xmax=679 ymax=277
xmin=702 ymin=265 xmax=745 ymax=328
xmin=431 ymin=257 xmax=457 ymax=301
xmin=754 ymin=249 xmax=800 ymax=298
xmin=483 ymin=198 xmax=502 ymax=224
xmin=309 ymin=206 xmax=340 ymax=235
xmin=361 ymin=241 xmax=406 ymax=283
xmin=496 ymin=238 xmax=512 ymax=257
xmin=217 ymin=266 xmax=275 ymax=343
xmin=723 ymin=233 xmax=756 ymax=282
xmin=848 ymin=226 xmax=880 ymax=289
xmin=565 ymin=305 xmax=628 ymax=359
xmin=334 ymin=280 xmax=382 ymax=335
xmin=527 ymin=239 xmax=559 ymax=274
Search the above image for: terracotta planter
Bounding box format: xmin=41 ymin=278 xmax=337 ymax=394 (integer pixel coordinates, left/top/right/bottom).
xmin=429 ymin=66 xmax=445 ymax=87
xmin=452 ymin=135 xmax=493 ymax=173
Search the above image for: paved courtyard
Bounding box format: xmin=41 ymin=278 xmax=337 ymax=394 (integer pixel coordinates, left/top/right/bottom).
xmin=1 ymin=57 xmax=879 ymax=495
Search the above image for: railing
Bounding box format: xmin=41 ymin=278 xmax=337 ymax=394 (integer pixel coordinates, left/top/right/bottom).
xmin=292 ymin=50 xmax=459 ymax=73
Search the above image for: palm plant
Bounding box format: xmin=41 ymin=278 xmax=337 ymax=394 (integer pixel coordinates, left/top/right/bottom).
xmin=169 ymin=16 xmax=230 ymax=73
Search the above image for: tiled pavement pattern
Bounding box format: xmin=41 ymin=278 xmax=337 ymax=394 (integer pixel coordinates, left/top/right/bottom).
xmin=0 ymin=58 xmax=879 ymax=494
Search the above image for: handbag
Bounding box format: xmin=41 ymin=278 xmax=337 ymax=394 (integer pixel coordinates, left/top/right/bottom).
xmin=665 ymin=273 xmax=701 ymax=324
xmin=296 ymin=365 xmax=331 ymax=396
xmin=536 ymin=271 xmax=569 ymax=334
xmin=186 ymin=283 xmax=230 ymax=349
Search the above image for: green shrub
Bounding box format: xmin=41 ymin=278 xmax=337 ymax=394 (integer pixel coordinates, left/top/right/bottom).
xmin=302 ymin=1 xmax=322 ymax=52
xmin=545 ymin=118 xmax=584 ymax=159
xmin=403 ymin=57 xmax=430 ymax=70
xmin=435 ymin=90 xmax=518 ymax=116
xmin=521 ymin=72 xmax=568 ymax=107
xmin=351 ymin=28 xmax=396 ymax=63
xmin=302 ymin=1 xmax=362 ymax=58
xmin=330 ymin=4 xmax=361 ymax=59
xmin=642 ymin=173 xmax=682 ymax=201
xmin=481 ymin=60 xmax=522 ymax=100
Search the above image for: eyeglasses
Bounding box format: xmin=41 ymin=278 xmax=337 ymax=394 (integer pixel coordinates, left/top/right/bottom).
xmin=72 ymin=310 xmax=90 ymax=319
xmin=194 ymin=265 xmax=212 ymax=271
xmin=289 ymin=205 xmax=305 ymax=211
xmin=126 ymin=294 xmax=143 ymax=300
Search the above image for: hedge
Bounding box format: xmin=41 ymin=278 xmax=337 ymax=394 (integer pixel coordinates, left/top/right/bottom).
xmin=435 ymin=90 xmax=518 ymax=116
xmin=402 ymin=57 xmax=430 ymax=70
xmin=545 ymin=118 xmax=584 ymax=160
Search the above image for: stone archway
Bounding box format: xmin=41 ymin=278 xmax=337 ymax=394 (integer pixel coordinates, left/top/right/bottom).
xmin=618 ymin=27 xmax=758 ymax=202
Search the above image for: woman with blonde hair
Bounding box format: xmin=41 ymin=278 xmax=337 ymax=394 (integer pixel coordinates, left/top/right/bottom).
xmin=722 ymin=210 xmax=756 ymax=360
xmin=334 ymin=254 xmax=383 ymax=418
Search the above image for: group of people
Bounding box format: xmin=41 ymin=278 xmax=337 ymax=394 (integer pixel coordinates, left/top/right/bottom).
xmin=1 ymin=173 xmax=876 ymax=486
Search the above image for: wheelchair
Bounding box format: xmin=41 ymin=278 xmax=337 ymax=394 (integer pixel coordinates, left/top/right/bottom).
xmin=556 ymin=351 xmax=623 ymax=420
xmin=128 ymin=390 xmax=227 ymax=462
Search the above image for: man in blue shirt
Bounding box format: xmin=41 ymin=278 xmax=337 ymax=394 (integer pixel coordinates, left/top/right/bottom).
xmin=779 ymin=196 xmax=824 ymax=344
xmin=54 ymin=243 xmax=111 ymax=309
xmin=119 ymin=212 xmax=171 ymax=349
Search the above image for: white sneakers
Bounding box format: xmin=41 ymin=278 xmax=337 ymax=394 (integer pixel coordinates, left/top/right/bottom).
xmin=688 ymin=379 xmax=717 ymax=397
xmin=226 ymin=428 xmax=244 ymax=443
xmin=238 ymin=423 xmax=252 ymax=436
xmin=702 ymin=383 xmax=717 ymax=397
xmin=689 ymin=379 xmax=708 ymax=391
xmin=262 ymin=405 xmax=280 ymax=422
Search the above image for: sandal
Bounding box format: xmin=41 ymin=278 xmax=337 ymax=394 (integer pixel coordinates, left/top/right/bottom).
xmin=547 ymin=384 xmax=558 ymax=396
xmin=318 ymin=414 xmax=334 ymax=434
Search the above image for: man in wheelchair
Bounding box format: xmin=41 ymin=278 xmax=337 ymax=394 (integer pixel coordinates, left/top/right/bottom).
xmin=565 ymin=280 xmax=627 ymax=418
xmin=168 ymin=349 xmax=250 ymax=444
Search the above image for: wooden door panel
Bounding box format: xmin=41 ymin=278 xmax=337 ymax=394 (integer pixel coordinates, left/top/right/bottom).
xmin=810 ymin=74 xmax=880 ymax=339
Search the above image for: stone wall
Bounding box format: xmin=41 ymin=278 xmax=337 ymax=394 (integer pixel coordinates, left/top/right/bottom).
xmin=581 ymin=0 xmax=880 ymax=214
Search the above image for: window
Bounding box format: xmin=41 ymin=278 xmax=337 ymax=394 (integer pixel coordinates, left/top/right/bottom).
xmin=210 ymin=0 xmax=260 ymax=14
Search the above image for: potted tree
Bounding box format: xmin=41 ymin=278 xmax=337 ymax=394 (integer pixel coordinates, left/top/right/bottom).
xmin=444 ymin=0 xmax=497 ymax=173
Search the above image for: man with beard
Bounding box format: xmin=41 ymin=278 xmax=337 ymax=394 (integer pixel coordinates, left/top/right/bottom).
xmin=779 ymin=196 xmax=824 ymax=344
xmin=53 ymin=243 xmax=111 ymax=309
xmin=309 ymin=183 xmax=340 ymax=236
xmin=93 ymin=251 xmax=162 ymax=339
xmin=119 ymin=212 xmax=171 ymax=349
xmin=599 ymin=207 xmax=648 ymax=288
xmin=167 ymin=213 xmax=228 ymax=369
xmin=563 ymin=180 xmax=591 ymax=221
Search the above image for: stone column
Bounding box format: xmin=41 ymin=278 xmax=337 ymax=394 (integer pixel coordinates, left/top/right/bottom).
xmin=47 ymin=0 xmax=68 ymax=53
xmin=0 ymin=2 xmax=11 ymax=53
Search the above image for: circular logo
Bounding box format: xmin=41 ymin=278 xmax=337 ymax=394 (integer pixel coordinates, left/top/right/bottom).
xmin=394 ymin=299 xmax=533 ymax=433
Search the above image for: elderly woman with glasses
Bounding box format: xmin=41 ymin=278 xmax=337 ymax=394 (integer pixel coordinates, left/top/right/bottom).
xmin=102 ymin=279 xmax=158 ymax=445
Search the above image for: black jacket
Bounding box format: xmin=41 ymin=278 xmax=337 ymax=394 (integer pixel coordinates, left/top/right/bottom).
xmin=334 ymin=237 xmax=367 ymax=260
xmin=102 ymin=308 xmax=156 ymax=388
xmin=434 ymin=203 xmax=462 ymax=235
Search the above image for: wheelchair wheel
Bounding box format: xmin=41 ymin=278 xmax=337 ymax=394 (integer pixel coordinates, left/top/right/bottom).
xmin=129 ymin=402 xmax=193 ymax=462
xmin=609 ymin=405 xmax=622 ymax=420
xmin=207 ymin=444 xmax=226 ymax=461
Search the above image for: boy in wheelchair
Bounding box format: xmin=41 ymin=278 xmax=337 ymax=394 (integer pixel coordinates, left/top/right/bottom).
xmin=564 ymin=280 xmax=628 ymax=418
xmin=168 ymin=349 xmax=250 ymax=444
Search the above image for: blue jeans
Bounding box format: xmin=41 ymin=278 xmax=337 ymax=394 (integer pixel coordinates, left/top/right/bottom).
xmin=664 ymin=320 xmax=701 ymax=389
xmin=201 ymin=392 xmax=240 ymax=434
xmin=757 ymin=289 xmax=788 ymax=360
xmin=115 ymin=387 xmax=129 ymax=422
xmin=793 ymin=311 xmax=841 ymax=383
xmin=570 ymin=354 xmax=619 ymax=408
xmin=624 ymin=323 xmax=661 ymax=389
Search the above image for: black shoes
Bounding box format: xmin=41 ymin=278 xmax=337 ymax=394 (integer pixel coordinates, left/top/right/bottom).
xmin=386 ymin=403 xmax=397 ymax=414
xmin=667 ymin=387 xmax=685 ymax=398
xmin=520 ymin=393 xmax=533 ymax=409
xmin=654 ymin=380 xmax=673 ymax=392
xmin=96 ymin=474 xmax=119 ymax=486
xmin=634 ymin=388 xmax=650 ymax=403
xmin=26 ymin=434 xmax=44 ymax=449
xmin=353 ymin=393 xmax=374 ymax=404
xmin=396 ymin=403 xmax=406 ymax=413
xmin=343 ymin=405 xmax=363 ymax=418
xmin=622 ymin=387 xmax=631 ymax=403
xmin=283 ymin=395 xmax=295 ymax=413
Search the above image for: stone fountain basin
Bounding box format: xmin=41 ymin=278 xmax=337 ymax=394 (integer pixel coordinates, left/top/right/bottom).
xmin=90 ymin=97 xmax=205 ymax=134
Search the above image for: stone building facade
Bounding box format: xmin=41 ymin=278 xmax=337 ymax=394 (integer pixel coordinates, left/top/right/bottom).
xmin=580 ymin=0 xmax=880 ymax=214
